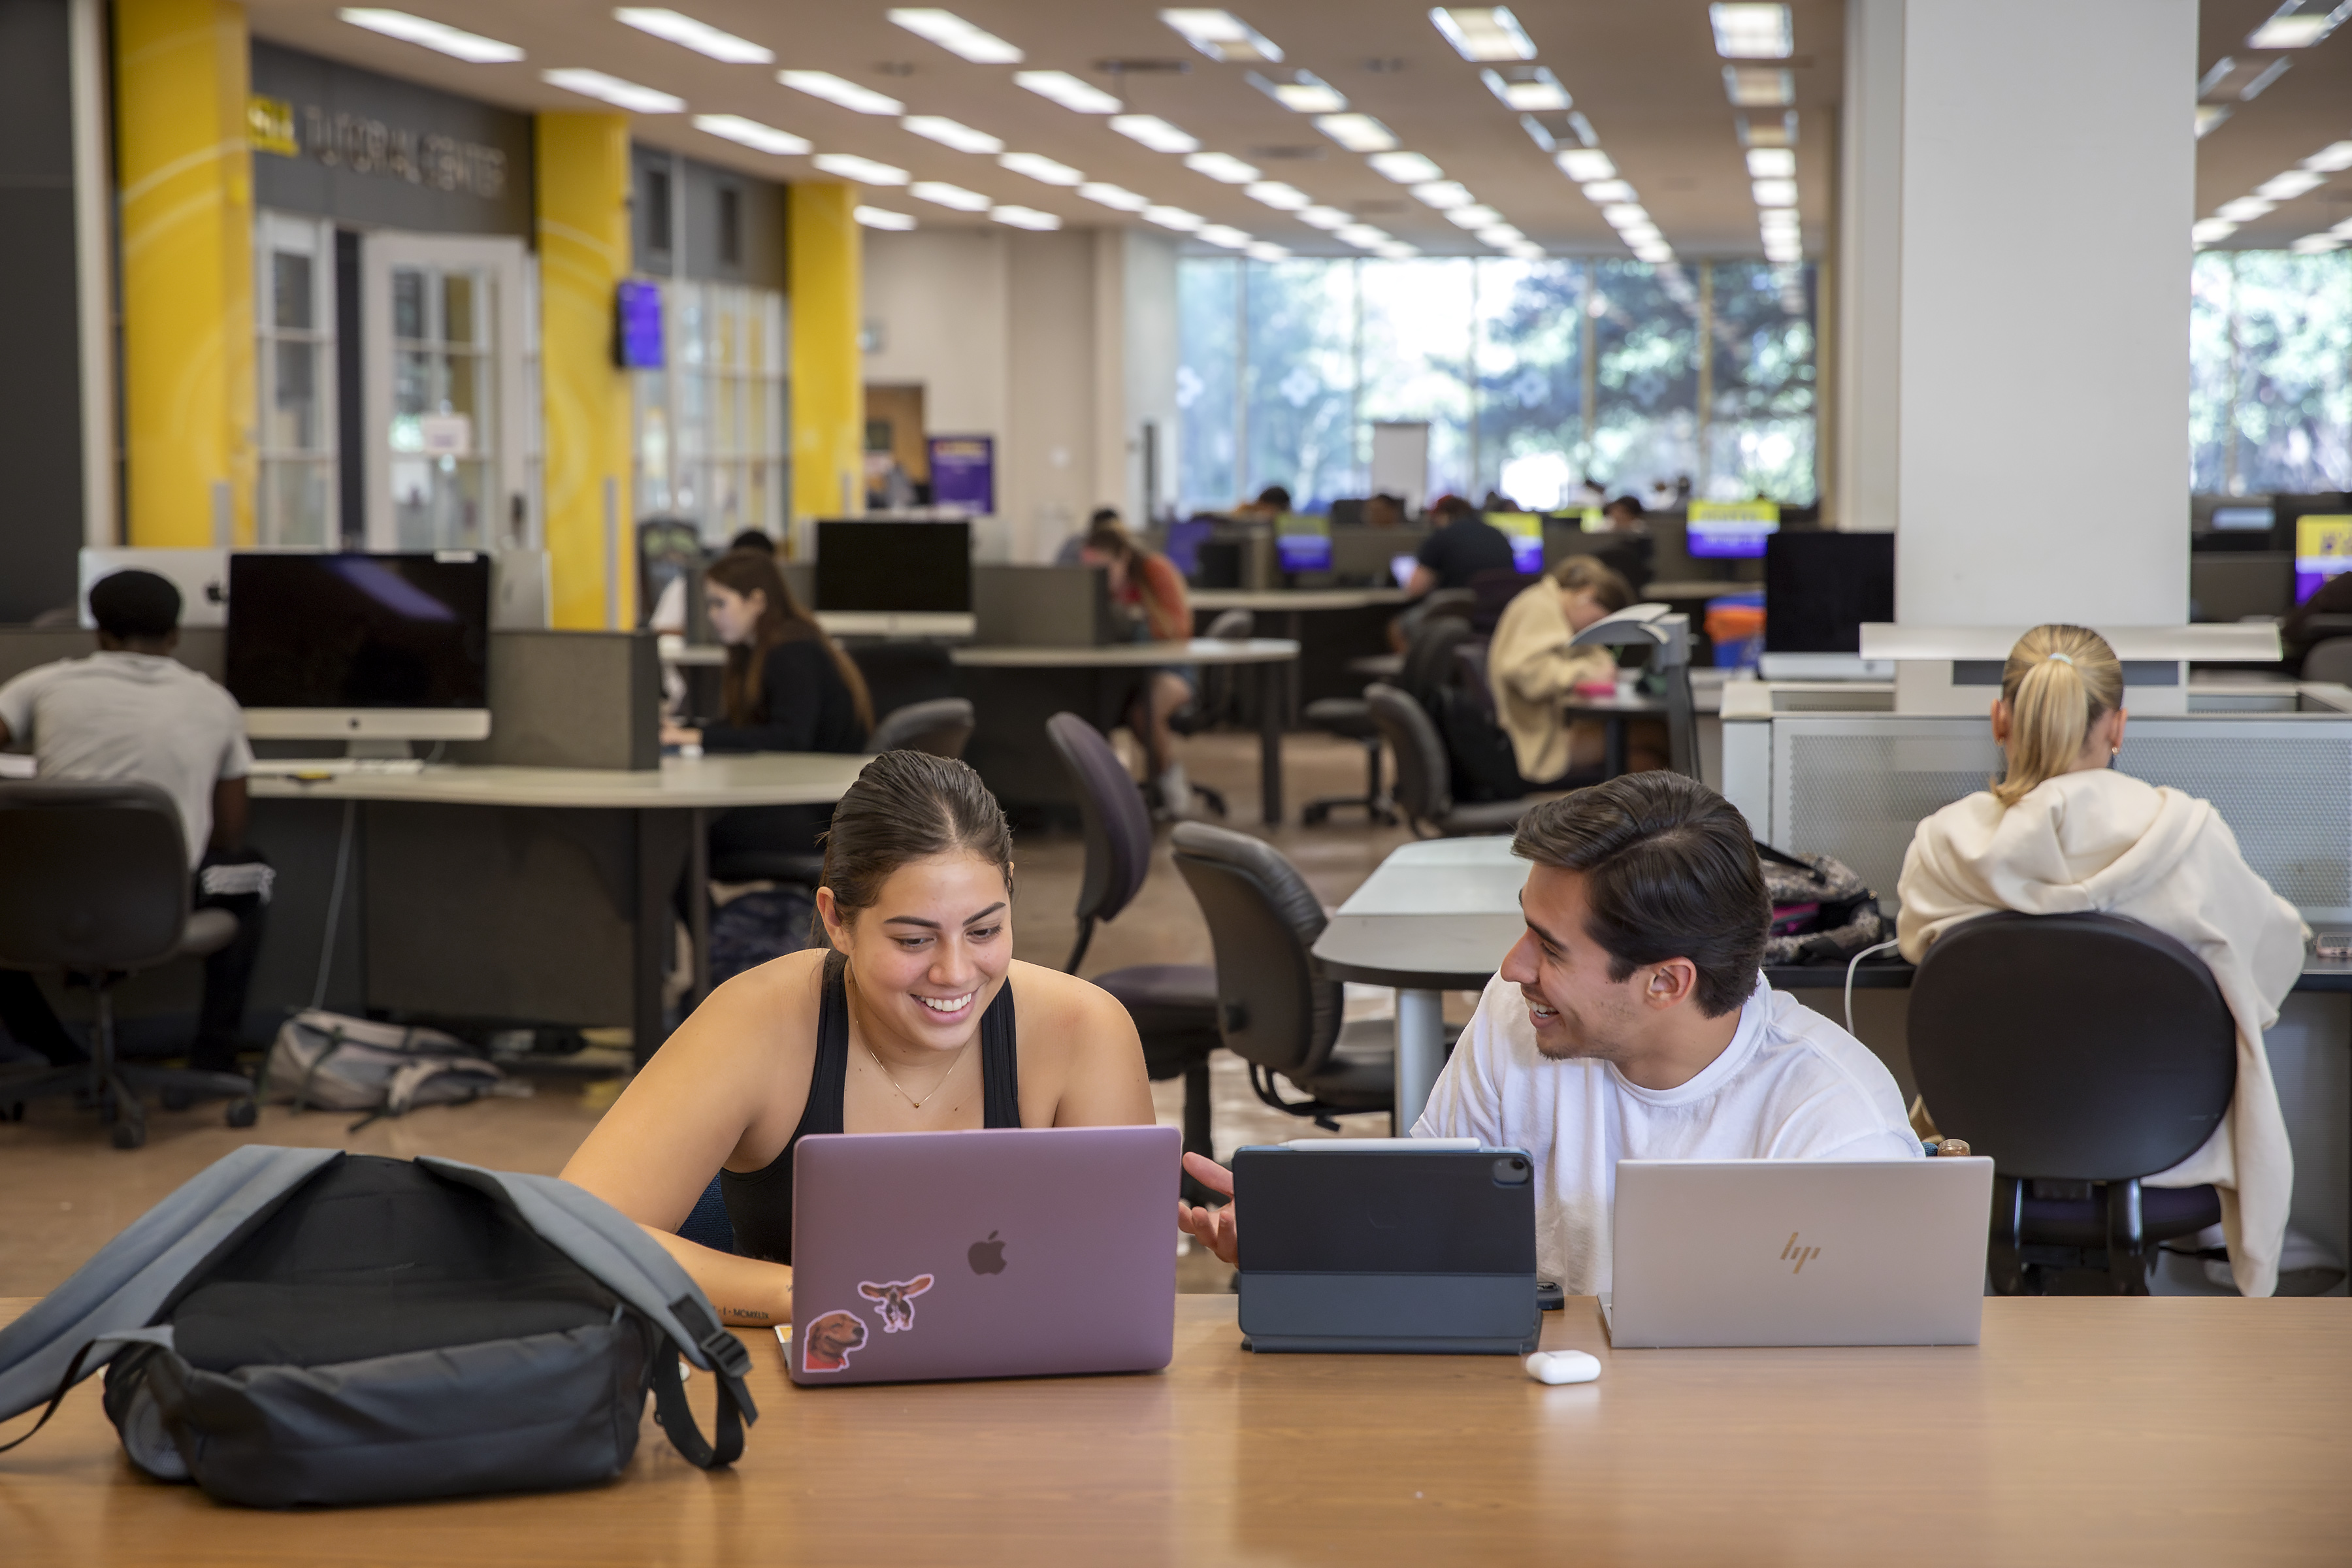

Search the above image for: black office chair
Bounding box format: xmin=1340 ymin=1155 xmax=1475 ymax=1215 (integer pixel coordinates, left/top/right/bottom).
xmin=0 ymin=782 xmax=257 ymax=1149
xmin=1362 ymin=683 xmax=1535 ymax=838
xmin=2300 ymin=637 xmax=2352 ymax=684
xmin=1908 ymin=911 xmax=2234 ymax=1295
xmin=1162 ymin=608 xmax=1247 ymax=821
xmin=1043 ymin=713 xmax=1223 ymax=1191
xmin=1169 ymin=822 xmax=1418 ymax=1132
xmin=706 ymin=700 xmax=975 ymax=888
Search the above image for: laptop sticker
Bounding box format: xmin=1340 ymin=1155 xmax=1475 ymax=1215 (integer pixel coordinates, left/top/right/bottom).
xmin=857 ymin=1275 xmax=935 ymax=1333
xmin=801 ymin=1310 xmax=869 ymax=1373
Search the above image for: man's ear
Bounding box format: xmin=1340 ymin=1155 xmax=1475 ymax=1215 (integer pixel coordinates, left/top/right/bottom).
xmin=1640 ymin=957 xmax=1699 ymax=1011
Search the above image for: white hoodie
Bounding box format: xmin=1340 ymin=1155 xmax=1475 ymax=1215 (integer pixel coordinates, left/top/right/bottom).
xmin=1897 ymin=768 xmax=2306 ymax=1296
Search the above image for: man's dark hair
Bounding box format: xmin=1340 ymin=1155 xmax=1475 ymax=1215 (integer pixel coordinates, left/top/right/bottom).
xmin=1605 ymin=495 xmax=1646 ymax=519
xmin=1428 ymin=494 xmax=1473 ymax=523
xmin=1087 ymin=506 xmax=1122 ymax=529
xmin=89 ymin=570 xmax=181 ymax=642
xmin=1254 ymin=485 xmax=1292 ymax=510
xmin=728 ymin=529 xmax=777 ymax=555
xmin=1511 ymin=772 xmax=1767 ymax=1017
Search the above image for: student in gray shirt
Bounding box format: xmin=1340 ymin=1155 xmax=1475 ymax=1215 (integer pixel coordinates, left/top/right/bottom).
xmin=0 ymin=571 xmax=269 ymax=1074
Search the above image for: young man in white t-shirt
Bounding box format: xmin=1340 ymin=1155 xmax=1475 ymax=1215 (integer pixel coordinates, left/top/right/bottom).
xmin=1178 ymin=772 xmax=1921 ymax=1295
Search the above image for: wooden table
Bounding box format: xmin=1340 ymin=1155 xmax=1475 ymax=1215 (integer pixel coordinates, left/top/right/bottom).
xmin=5 ymin=1293 xmax=2347 ymax=1564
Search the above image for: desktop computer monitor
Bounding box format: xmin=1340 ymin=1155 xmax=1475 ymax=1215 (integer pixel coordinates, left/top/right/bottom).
xmin=1275 ymin=512 xmax=1332 ymax=574
xmin=1686 ymin=502 xmax=1781 ymax=560
xmin=815 ymin=520 xmax=972 ymax=613
xmin=1763 ymin=532 xmax=1894 ymax=653
xmin=1486 ymin=512 xmax=1544 ymax=574
xmin=227 ymin=553 xmax=493 ymax=741
xmin=1162 ymin=517 xmax=1215 ymax=578
xmin=2295 ymin=514 xmax=2352 ymax=604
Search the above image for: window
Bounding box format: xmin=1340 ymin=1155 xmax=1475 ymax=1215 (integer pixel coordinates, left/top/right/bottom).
xmin=2191 ymin=250 xmax=2352 ymax=495
xmin=632 ymin=279 xmax=787 ymax=546
xmin=719 ymin=186 xmax=743 ymax=267
xmin=254 ymin=212 xmax=338 ymax=547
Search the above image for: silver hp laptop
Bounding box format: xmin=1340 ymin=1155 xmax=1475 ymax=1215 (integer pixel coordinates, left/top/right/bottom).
xmin=787 ymin=1125 xmax=1179 ymax=1386
xmin=1602 ymin=1158 xmax=1993 ymax=1348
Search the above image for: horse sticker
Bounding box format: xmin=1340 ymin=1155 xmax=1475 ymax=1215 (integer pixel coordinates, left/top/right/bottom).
xmin=800 ymin=1309 xmax=869 ymax=1373
xmin=857 ymin=1275 xmax=935 ymax=1333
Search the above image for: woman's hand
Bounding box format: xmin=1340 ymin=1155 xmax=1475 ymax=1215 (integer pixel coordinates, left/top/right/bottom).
xmin=1175 ymin=1152 xmax=1239 ymax=1266
xmin=661 ymin=722 xmax=703 ymax=747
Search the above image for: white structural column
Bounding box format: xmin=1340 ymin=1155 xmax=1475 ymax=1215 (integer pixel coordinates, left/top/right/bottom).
xmin=1840 ymin=0 xmax=2198 ymax=625
xmin=1831 ymin=0 xmax=1904 ymax=534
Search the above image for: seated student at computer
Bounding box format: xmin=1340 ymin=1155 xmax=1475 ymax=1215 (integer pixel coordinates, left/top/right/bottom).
xmin=561 ymin=751 xmax=1155 ymax=1326
xmin=1078 ymin=519 xmax=1200 ymax=818
xmin=1600 ymin=495 xmax=1647 ymax=533
xmin=1488 ymin=556 xmax=1667 ymax=783
xmin=1897 ymin=624 xmax=2309 ymax=1297
xmin=1178 ymin=773 xmax=1921 ymax=1293
xmin=1404 ymin=495 xmax=1514 ymax=595
xmin=0 ymin=570 xmax=268 ymax=1075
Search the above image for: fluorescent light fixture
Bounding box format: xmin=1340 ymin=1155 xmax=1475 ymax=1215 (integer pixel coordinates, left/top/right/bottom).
xmin=1315 ymin=114 xmax=1398 ymax=152
xmin=1000 ymin=152 xmax=1083 ymax=186
xmin=1601 ymin=203 xmax=1649 ymax=227
xmin=779 ymin=71 xmax=902 ymax=114
xmin=1580 ymin=180 xmax=1636 ymax=204
xmin=1480 ymin=67 xmax=1570 ymax=112
xmin=339 ymin=9 xmax=522 ymax=62
xmin=615 ymin=9 xmax=770 ymax=63
xmin=542 ymin=69 xmax=683 ymax=112
xmin=1111 ymin=115 xmax=1200 ymax=154
xmin=2333 ymin=215 xmax=2352 ymax=237
xmin=1246 ymin=241 xmax=1290 ymax=261
xmin=1709 ymin=3 xmax=1791 ymax=58
xmin=1249 ymin=70 xmax=1346 ymax=113
xmin=1143 ymin=204 xmax=1205 ymax=232
xmin=1763 ymin=242 xmax=1799 ymax=263
xmin=2216 ymin=196 xmax=2275 ymax=221
xmin=1723 ymin=67 xmax=1793 ymax=106
xmin=813 ymin=152 xmax=909 ymax=184
xmin=903 ymin=115 xmax=1004 ymax=154
xmin=1759 ymin=212 xmax=1800 ymax=235
xmin=692 ymin=114 xmax=809 ymax=155
xmin=1504 ymin=242 xmax=1545 ymax=261
xmin=1429 ymin=7 xmax=1535 ymax=61
xmin=1186 ymin=152 xmax=1262 ymax=184
xmin=1632 ymin=242 xmax=1674 ymax=263
xmin=910 ymin=180 xmax=990 ymax=211
xmin=1369 ymin=151 xmax=1443 ymax=183
xmin=1246 ymin=181 xmax=1311 ymax=210
xmin=1335 ymin=223 xmax=1390 ymax=247
xmin=2257 ymin=169 xmax=2326 ymax=201
xmin=1616 ymin=223 xmax=1661 ymax=246
xmin=1374 ymin=241 xmax=1421 ymax=259
xmin=2249 ymin=5 xmax=2348 ymax=48
xmin=1746 ymin=147 xmax=1795 ymax=178
xmin=1412 ymin=180 xmax=1475 ymax=209
xmin=1015 ymin=71 xmax=1120 ymax=113
xmin=2289 ymin=233 xmax=2343 ymax=253
xmin=2197 ymin=105 xmax=2234 ymax=139
xmin=887 ymin=8 xmax=1023 ymax=64
xmin=1079 ymin=182 xmax=1150 ymax=210
xmin=1752 ymin=179 xmax=1797 ymax=207
xmin=1160 ymin=9 xmax=1284 ymax=63
xmin=2191 ymin=218 xmax=2238 ymax=243
xmin=1446 ymin=205 xmax=1503 ymax=227
xmin=854 ymin=205 xmax=917 ymax=231
xmin=991 ymin=204 xmax=1062 ymax=231
xmin=2304 ymin=140 xmax=2352 ymax=172
xmin=1299 ymin=206 xmax=1352 ymax=230
xmin=1555 ymin=149 xmax=1616 ymax=183
xmin=1198 ymin=224 xmax=1254 ymax=248
xmin=1479 ymin=224 xmax=1525 ymax=244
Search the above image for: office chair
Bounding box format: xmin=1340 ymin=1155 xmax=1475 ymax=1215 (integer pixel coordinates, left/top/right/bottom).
xmin=1043 ymin=713 xmax=1224 ymax=1192
xmin=867 ymin=697 xmax=975 ymax=758
xmin=1907 ymin=911 xmax=2234 ymax=1295
xmin=0 ymin=782 xmax=258 ymax=1149
xmin=1362 ymin=683 xmax=1535 ymax=838
xmin=1170 ymin=822 xmax=1424 ymax=1134
xmin=1162 ymin=606 xmax=1250 ymax=821
xmin=1299 ymin=690 xmax=1394 ymax=827
xmin=2300 ymin=637 xmax=2352 ymax=684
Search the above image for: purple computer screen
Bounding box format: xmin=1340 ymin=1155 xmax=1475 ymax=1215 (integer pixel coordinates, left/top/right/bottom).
xmin=615 ymin=280 xmax=664 ymax=369
xmin=1687 ymin=519 xmax=1777 ymax=559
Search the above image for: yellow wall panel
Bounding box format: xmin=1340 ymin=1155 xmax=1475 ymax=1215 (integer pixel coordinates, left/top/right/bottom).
xmin=116 ymin=0 xmax=253 ymax=547
xmin=536 ymin=113 xmax=632 ymax=629
xmin=789 ymin=182 xmax=862 ymax=543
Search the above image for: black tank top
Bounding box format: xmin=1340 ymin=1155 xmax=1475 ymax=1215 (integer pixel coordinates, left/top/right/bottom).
xmin=721 ymin=949 xmax=1020 ymax=1264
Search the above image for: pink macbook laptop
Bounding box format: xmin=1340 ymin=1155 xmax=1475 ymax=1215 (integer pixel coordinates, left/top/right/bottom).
xmin=787 ymin=1125 xmax=1180 ymax=1386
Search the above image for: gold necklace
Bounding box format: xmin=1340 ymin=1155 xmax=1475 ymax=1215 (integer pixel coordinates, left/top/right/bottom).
xmin=862 ymin=1036 xmax=972 ymax=1110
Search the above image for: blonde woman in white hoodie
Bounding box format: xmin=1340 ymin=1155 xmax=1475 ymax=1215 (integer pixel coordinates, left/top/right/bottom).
xmin=1896 ymin=624 xmax=2309 ymax=1296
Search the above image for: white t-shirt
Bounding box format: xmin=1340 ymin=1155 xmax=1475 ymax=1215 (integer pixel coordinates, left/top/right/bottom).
xmin=1413 ymin=972 xmax=1921 ymax=1295
xmin=0 ymin=653 xmax=252 ymax=868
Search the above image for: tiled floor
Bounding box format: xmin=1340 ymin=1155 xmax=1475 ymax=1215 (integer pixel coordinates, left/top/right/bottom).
xmin=1 ymin=730 xmax=1473 ymax=1298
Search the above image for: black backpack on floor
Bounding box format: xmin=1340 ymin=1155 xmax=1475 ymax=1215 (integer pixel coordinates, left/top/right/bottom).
xmin=0 ymin=1147 xmax=757 ymax=1509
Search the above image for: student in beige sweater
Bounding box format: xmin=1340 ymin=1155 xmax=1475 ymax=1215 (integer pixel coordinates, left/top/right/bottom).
xmin=1488 ymin=557 xmax=1659 ymax=785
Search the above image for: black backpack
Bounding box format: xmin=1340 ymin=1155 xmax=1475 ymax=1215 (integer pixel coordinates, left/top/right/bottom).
xmin=0 ymin=1148 xmax=757 ymax=1509
xmin=1756 ymin=841 xmax=1891 ymax=964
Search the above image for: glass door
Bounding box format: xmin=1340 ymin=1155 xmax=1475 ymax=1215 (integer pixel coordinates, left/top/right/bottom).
xmin=253 ymin=212 xmax=338 ymax=547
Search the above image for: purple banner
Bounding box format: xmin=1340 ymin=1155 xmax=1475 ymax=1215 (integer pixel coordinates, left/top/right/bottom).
xmin=927 ymin=435 xmax=994 ymax=514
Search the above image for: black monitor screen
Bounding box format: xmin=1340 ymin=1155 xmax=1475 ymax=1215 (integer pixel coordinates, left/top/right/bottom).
xmin=1763 ymin=532 xmax=1895 ymax=654
xmin=815 ymin=521 xmax=972 ymax=613
xmin=226 ymin=553 xmax=491 ymax=709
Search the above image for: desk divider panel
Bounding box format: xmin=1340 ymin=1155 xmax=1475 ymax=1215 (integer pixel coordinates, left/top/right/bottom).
xmin=972 ymin=564 xmax=1118 ymax=647
xmin=449 ymin=630 xmax=661 ymax=771
xmin=0 ymin=627 xmax=226 ymax=687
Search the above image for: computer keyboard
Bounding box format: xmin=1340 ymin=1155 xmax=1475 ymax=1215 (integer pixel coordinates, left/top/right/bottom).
xmin=246 ymin=758 xmax=429 ymax=777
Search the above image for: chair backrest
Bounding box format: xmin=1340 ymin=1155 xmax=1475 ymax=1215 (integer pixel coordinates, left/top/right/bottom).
xmin=1907 ymin=911 xmax=2238 ymax=1181
xmin=1169 ymin=822 xmax=1342 ymax=1077
xmin=1364 ymin=681 xmax=1453 ymax=826
xmin=1466 ymin=568 xmax=1534 ymax=634
xmin=1398 ymin=613 xmax=1475 ymax=706
xmin=1201 ymin=608 xmax=1252 ymax=641
xmin=1043 ymin=712 xmax=1154 ymax=931
xmin=0 ymin=781 xmax=191 ymax=972
xmin=2301 ymin=636 xmax=2352 ymax=685
xmin=845 ymin=640 xmax=956 ymax=718
xmin=1453 ymin=642 xmax=1495 ymax=717
xmin=868 ymin=697 xmax=975 ymax=759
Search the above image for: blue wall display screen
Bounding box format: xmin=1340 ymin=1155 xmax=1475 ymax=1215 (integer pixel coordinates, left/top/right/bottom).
xmin=615 ymin=280 xmax=664 ymax=369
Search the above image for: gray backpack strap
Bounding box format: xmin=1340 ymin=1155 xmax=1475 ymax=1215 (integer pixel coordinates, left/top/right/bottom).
xmin=0 ymin=1146 xmax=340 ymax=1425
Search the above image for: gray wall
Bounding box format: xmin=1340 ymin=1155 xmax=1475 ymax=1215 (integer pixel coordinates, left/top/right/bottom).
xmin=630 ymin=145 xmax=786 ymax=292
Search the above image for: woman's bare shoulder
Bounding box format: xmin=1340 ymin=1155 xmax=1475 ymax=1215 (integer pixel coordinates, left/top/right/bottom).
xmin=1008 ymin=960 xmax=1140 ymax=1041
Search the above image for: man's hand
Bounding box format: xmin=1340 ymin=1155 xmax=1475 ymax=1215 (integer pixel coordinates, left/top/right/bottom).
xmin=1175 ymin=1152 xmax=1239 ymax=1267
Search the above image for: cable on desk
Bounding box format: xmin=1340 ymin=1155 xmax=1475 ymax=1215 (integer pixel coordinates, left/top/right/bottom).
xmin=310 ymin=799 xmax=357 ymax=1012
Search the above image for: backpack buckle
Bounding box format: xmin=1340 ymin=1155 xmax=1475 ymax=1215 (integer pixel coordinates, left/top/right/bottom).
xmin=698 ymin=1326 xmax=752 ymax=1379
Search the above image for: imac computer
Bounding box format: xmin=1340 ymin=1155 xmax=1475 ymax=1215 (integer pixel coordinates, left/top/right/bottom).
xmin=79 ymin=548 xmax=231 ymax=629
xmin=814 ymin=519 xmax=975 ymax=636
xmin=1275 ymin=513 xmax=1333 ymax=574
xmin=1487 ymin=512 xmax=1544 ymax=574
xmin=1758 ymin=531 xmax=1895 ymax=679
xmin=227 ymin=552 xmax=493 ymax=747
xmin=1685 ymin=502 xmax=1780 ymax=560
xmin=2295 ymin=514 xmax=2352 ymax=605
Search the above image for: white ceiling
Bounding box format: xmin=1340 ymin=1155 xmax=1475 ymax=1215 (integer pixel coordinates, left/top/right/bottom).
xmin=2194 ymin=0 xmax=2352 ymax=250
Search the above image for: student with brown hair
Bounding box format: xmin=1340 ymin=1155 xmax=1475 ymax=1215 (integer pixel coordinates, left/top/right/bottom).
xmin=1077 ymin=518 xmax=1200 ymax=816
xmin=1487 ymin=555 xmax=1663 ymax=783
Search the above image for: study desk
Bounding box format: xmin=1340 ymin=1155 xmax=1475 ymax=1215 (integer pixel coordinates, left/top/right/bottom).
xmin=248 ymin=755 xmax=867 ymax=1064
xmin=5 ymin=1293 xmax=2347 ymax=1565
xmin=1192 ymin=590 xmax=1410 ymax=716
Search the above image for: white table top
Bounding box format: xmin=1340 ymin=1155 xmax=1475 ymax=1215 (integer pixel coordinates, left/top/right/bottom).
xmin=246 ymin=751 xmax=869 ymax=808
xmin=1190 ymin=589 xmax=1413 ymax=612
xmin=1313 ymin=836 xmax=1526 ymax=988
xmin=950 ymin=637 xmax=1299 ymax=668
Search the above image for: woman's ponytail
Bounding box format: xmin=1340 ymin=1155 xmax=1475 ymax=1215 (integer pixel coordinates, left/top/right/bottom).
xmin=1990 ymin=624 xmax=2124 ymax=806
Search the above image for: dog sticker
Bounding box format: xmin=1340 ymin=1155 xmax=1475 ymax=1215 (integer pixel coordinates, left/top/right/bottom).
xmin=857 ymin=1275 xmax=935 ymax=1333
xmin=800 ymin=1309 xmax=869 ymax=1373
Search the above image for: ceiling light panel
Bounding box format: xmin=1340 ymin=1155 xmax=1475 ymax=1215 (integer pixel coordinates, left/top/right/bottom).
xmin=1000 ymin=152 xmax=1083 ymax=185
xmin=1581 ymin=179 xmax=1636 ymax=203
xmin=887 ymin=9 xmax=1023 ymax=64
xmin=1144 ymin=205 xmax=1205 ymax=231
xmin=542 ymin=69 xmax=682 ymax=112
xmin=1369 ymin=151 xmax=1444 ymax=182
xmin=1746 ymin=147 xmax=1795 ymax=178
xmin=1475 ymin=222 xmax=1520 ymax=241
xmin=909 ymin=181 xmax=990 ymax=211
xmin=2248 ymin=5 xmax=2349 ymax=49
xmin=1723 ymin=67 xmax=1793 ymax=106
xmin=2191 ymin=218 xmax=2238 ymax=243
xmin=1112 ymin=115 xmax=1200 ymax=154
xmin=1247 ymin=241 xmax=1290 ymax=261
xmin=1480 ymin=67 xmax=1570 ymax=112
xmin=780 ymin=71 xmax=902 ymax=114
xmin=1374 ymin=241 xmax=1420 ymax=259
xmin=854 ymin=205 xmax=917 ymax=230
xmin=1335 ymin=223 xmax=1389 ymax=247
xmin=339 ymin=10 xmax=522 ymax=63
xmin=1079 ymin=182 xmax=1151 ymax=210
xmin=1015 ymin=71 xmax=1121 ymax=113
xmin=1299 ymin=206 xmax=1352 ymax=230
xmin=992 ymin=205 xmax=1062 ymax=230
xmin=2306 ymin=141 xmax=2352 ymax=172
xmin=614 ymin=9 xmax=770 ymax=63
xmin=692 ymin=114 xmax=808 ymax=155
xmin=1751 ymin=179 xmax=1797 ymax=206
xmin=813 ymin=152 xmax=909 ymax=184
xmin=2289 ymin=233 xmax=2342 ymax=253
xmin=1447 ymin=205 xmax=1503 ymax=227
xmin=2257 ymin=169 xmax=2326 ymax=201
xmin=2216 ymin=196 xmax=2275 ymax=221
xmin=1198 ymin=224 xmax=1255 ymax=248
xmin=1160 ymin=9 xmax=1284 ymax=63
xmin=1430 ymin=7 xmax=1535 ymax=62
xmin=1249 ymin=71 xmax=1345 ymax=113
xmin=1710 ymin=3 xmax=1792 ymax=58
xmin=1555 ymin=149 xmax=1616 ymax=183
xmin=904 ymin=115 xmax=1004 ymax=154
xmin=1246 ymin=181 xmax=1310 ymax=209
xmin=1412 ymin=180 xmax=1475 ymax=209
xmin=1315 ymin=114 xmax=1397 ymax=152
xmin=1601 ymin=203 xmax=1649 ymax=226
xmin=1186 ymin=152 xmax=1262 ymax=183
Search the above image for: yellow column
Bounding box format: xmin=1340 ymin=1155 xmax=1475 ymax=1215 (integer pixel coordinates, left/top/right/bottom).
xmin=116 ymin=0 xmax=253 ymax=547
xmin=536 ymin=113 xmax=633 ymax=629
xmin=789 ymin=182 xmax=863 ymax=544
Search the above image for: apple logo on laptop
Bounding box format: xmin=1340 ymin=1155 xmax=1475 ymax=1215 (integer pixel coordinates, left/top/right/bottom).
xmin=968 ymin=1231 xmax=1007 ymax=1275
